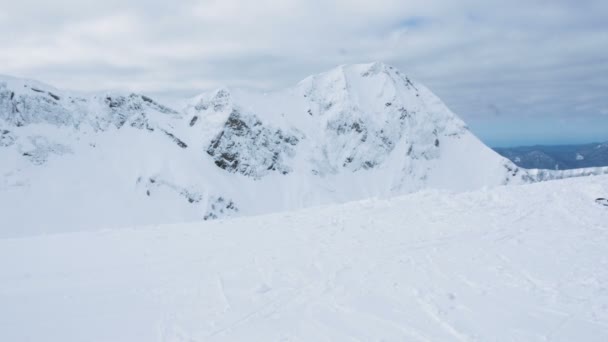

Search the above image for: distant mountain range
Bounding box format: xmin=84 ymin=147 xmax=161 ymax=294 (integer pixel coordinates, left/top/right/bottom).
xmin=494 ymin=142 xmax=608 ymax=170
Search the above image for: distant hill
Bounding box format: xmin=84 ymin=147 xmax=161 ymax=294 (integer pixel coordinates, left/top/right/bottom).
xmin=494 ymin=142 xmax=608 ymax=170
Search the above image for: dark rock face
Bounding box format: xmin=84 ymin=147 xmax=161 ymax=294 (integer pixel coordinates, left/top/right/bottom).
xmin=206 ymin=110 xmax=301 ymax=178
xmin=323 ymin=110 xmax=408 ymax=172
xmin=195 ymin=89 xmax=231 ymax=112
xmin=0 ymin=81 xmax=194 ymax=168
xmin=138 ymin=177 xmax=239 ymax=221
xmin=160 ymin=129 xmax=188 ymax=149
xmin=0 ymin=84 xmax=74 ymax=127
xmin=105 ymin=94 xmax=177 ymax=116
xmin=20 ymin=136 xmax=72 ymax=165
xmin=502 ymin=163 xmax=522 ymax=184
xmin=47 ymin=92 xmax=61 ymax=101
xmin=141 ymin=177 xmax=202 ymax=204
xmin=596 ymin=198 xmax=608 ymax=207
xmin=129 ymin=113 xmax=155 ymax=131
xmin=104 ymin=94 xmax=178 ymax=129
xmin=0 ymin=130 xmax=16 ymax=147
xmin=0 ymin=81 xmax=179 ymax=133
xmin=204 ymin=196 xmax=239 ymax=220
xmin=189 ymin=116 xmax=199 ymax=127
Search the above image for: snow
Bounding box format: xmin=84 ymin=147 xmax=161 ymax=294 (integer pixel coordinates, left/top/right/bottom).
xmin=3 ymin=62 xmax=608 ymax=340
xmin=1 ymin=175 xmax=607 ymax=341
xmin=3 ymin=62 xmax=608 ymax=235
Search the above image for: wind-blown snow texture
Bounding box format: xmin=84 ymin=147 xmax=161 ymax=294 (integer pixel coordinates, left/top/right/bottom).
xmin=1 ymin=175 xmax=608 ymax=341
xmin=1 ymin=63 xmax=607 ymax=235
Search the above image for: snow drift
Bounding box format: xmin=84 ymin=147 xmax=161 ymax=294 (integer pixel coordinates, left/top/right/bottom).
xmin=1 ymin=175 xmax=608 ymax=341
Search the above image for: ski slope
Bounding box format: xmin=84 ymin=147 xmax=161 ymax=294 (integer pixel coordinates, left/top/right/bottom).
xmin=1 ymin=175 xmax=608 ymax=341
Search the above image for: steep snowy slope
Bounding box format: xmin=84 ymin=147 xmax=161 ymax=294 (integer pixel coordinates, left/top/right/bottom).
xmin=1 ymin=63 xmax=607 ymax=235
xmin=1 ymin=175 xmax=608 ymax=341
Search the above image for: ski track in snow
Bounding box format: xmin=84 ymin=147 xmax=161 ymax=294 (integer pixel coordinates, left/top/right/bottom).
xmin=1 ymin=176 xmax=608 ymax=341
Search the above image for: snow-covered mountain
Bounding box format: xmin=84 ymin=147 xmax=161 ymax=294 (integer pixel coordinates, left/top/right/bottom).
xmin=1 ymin=62 xmax=606 ymax=235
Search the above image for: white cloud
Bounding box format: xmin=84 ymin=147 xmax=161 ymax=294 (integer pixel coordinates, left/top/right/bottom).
xmin=0 ymin=0 xmax=607 ymax=134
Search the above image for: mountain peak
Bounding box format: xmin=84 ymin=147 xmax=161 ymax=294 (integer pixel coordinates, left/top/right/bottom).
xmin=331 ymin=61 xmax=392 ymax=74
xmin=299 ymin=62 xmax=402 ymax=85
xmin=2 ymin=64 xmax=607 ymax=233
xmin=0 ymin=74 xmax=64 ymax=99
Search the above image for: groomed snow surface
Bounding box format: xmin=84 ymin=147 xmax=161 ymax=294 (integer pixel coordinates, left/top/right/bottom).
xmin=2 ymin=175 xmax=608 ymax=341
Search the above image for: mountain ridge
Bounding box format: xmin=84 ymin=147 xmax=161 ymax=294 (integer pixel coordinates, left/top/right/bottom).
xmin=494 ymin=141 xmax=608 ymax=170
xmin=1 ymin=62 xmax=607 ymax=235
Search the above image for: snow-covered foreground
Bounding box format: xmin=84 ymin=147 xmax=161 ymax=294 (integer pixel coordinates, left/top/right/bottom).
xmin=2 ymin=176 xmax=608 ymax=341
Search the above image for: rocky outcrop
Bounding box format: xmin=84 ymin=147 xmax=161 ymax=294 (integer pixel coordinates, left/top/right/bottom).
xmin=203 ymin=196 xmax=239 ymax=220
xmin=0 ymin=130 xmax=16 ymax=147
xmin=0 ymin=82 xmax=76 ymax=127
xmin=1 ymin=63 xmax=604 ymax=231
xmin=20 ymin=136 xmax=72 ymax=165
xmin=195 ymin=88 xmax=231 ymax=113
xmin=206 ymin=109 xmax=301 ymax=178
xmin=103 ymin=94 xmax=178 ymax=130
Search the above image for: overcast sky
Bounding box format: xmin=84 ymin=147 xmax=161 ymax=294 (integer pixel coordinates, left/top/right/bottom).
xmin=1 ymin=0 xmax=607 ymax=146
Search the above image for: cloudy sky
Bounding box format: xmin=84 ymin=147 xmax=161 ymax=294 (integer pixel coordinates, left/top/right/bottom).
xmin=1 ymin=0 xmax=607 ymax=146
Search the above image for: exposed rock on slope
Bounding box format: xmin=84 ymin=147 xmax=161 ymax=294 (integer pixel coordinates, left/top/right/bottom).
xmin=206 ymin=109 xmax=301 ymax=178
xmin=1 ymin=63 xmax=607 ymax=234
